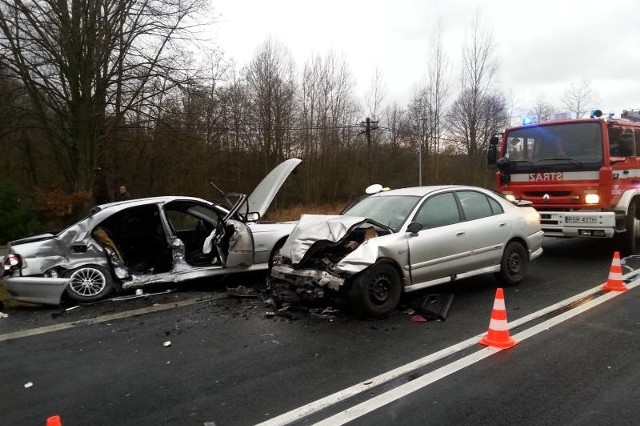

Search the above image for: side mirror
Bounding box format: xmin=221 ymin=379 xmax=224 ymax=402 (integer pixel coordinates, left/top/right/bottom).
xmin=407 ymin=222 xmax=423 ymax=235
xmin=245 ymin=212 xmax=260 ymax=222
xmin=487 ymin=134 xmax=501 ymax=166
xmin=487 ymin=144 xmax=497 ymax=166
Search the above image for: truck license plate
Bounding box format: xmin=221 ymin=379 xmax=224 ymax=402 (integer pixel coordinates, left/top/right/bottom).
xmin=565 ymin=216 xmax=598 ymax=224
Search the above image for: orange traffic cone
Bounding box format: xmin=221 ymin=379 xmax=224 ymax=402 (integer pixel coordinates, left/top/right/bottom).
xmin=46 ymin=415 xmax=62 ymax=426
xmin=479 ymin=288 xmax=517 ymax=349
xmin=602 ymin=251 xmax=628 ymax=292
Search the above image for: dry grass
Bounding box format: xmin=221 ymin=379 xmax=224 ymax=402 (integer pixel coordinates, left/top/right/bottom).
xmin=264 ymin=202 xmax=346 ymax=221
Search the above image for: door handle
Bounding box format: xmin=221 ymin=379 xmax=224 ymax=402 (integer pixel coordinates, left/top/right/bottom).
xmin=456 ymin=231 xmax=465 ymax=237
xmin=499 ymin=222 xmax=506 ymax=227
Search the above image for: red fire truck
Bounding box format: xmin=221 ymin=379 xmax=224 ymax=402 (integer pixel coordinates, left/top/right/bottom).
xmin=487 ymin=109 xmax=640 ymax=255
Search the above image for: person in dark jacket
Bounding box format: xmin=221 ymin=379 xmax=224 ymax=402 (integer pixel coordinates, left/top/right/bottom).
xmin=115 ymin=185 xmax=131 ymax=201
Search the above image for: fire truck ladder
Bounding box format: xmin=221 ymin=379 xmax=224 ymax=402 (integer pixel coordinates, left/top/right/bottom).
xmin=621 ymin=110 xmax=640 ymax=122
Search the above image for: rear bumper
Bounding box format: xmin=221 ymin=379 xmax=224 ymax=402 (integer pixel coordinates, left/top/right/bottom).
xmin=3 ymin=276 xmax=69 ymax=305
xmin=538 ymin=211 xmax=616 ymax=238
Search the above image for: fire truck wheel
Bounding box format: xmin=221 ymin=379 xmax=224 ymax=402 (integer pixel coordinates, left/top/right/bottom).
xmin=619 ymin=202 xmax=640 ymax=256
xmin=497 ymin=241 xmax=528 ymax=286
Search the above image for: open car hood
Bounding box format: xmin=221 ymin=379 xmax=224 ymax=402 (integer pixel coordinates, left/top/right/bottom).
xmin=244 ymin=158 xmax=301 ymax=218
xmin=279 ymin=214 xmax=368 ymax=265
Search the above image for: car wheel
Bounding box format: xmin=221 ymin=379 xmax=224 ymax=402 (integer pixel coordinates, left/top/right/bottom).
xmin=349 ymin=262 xmax=402 ymax=318
xmin=617 ymin=202 xmax=639 ymax=256
xmin=64 ymin=265 xmax=114 ymax=303
xmin=497 ymin=241 xmax=528 ymax=286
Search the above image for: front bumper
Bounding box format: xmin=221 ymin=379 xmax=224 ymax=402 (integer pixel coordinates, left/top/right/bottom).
xmin=538 ymin=211 xmax=616 ymax=238
xmin=270 ymin=264 xmax=345 ymax=291
xmin=3 ymin=276 xmax=70 ymax=305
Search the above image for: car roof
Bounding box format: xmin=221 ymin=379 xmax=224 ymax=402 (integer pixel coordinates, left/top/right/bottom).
xmin=87 ymin=196 xmax=217 ymax=221
xmin=370 ymin=185 xmax=488 ymax=197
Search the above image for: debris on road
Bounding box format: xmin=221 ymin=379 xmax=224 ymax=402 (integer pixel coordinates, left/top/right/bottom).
xmin=110 ymin=288 xmax=175 ymax=301
xmin=24 ymin=382 xmax=33 ymax=388
xmin=226 ymin=285 xmax=257 ymax=298
xmin=410 ymin=314 xmax=428 ymax=323
xmin=407 ymin=293 xmax=454 ymax=321
xmin=0 ymin=312 xmax=8 ymax=319
xmin=163 ymin=341 xmax=172 ymax=347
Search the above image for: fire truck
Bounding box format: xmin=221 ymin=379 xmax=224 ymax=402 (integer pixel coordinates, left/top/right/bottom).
xmin=487 ymin=109 xmax=640 ymax=255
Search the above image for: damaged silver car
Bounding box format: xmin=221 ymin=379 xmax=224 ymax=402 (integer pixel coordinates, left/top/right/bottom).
xmin=270 ymin=184 xmax=543 ymax=317
xmin=2 ymin=158 xmax=301 ymax=305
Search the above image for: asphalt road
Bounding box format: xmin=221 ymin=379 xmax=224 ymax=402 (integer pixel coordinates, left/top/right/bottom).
xmin=2 ymin=237 xmax=637 ymax=425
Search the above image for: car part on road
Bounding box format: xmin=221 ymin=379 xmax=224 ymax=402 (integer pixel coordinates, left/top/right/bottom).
xmin=408 ymin=293 xmax=454 ymax=321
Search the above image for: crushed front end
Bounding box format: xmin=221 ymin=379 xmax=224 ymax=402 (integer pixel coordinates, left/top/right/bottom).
xmin=268 ymin=214 xmax=392 ymax=301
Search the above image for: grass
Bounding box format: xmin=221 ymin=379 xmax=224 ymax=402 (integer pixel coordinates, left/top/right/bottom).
xmin=0 ymin=281 xmax=17 ymax=308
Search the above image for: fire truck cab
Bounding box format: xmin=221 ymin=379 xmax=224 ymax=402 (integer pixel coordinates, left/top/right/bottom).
xmin=487 ymin=109 xmax=640 ymax=255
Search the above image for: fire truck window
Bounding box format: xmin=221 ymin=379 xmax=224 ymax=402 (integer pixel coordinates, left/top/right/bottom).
xmin=608 ymin=127 xmax=634 ymax=157
xmin=622 ymin=130 xmax=634 ymax=156
xmin=635 ymin=130 xmax=640 ymax=156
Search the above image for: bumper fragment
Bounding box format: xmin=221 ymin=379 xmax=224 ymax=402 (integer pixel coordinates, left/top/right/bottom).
xmin=270 ymin=264 xmax=345 ymax=291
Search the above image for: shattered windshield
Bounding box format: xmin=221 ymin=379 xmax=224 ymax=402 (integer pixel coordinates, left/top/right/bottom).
xmin=343 ymin=195 xmax=421 ymax=231
xmin=505 ymin=122 xmax=603 ymax=165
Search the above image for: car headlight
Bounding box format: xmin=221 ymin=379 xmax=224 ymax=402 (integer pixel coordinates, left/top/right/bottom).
xmin=584 ymin=192 xmax=600 ymax=204
xmin=502 ymin=192 xmax=516 ymax=202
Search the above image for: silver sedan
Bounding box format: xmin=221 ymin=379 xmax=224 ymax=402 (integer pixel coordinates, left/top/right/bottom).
xmin=270 ymin=184 xmax=543 ymax=317
xmin=2 ymin=159 xmax=301 ymax=305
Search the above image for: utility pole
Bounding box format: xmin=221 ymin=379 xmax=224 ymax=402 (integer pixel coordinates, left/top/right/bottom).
xmin=360 ymin=117 xmax=379 ymax=183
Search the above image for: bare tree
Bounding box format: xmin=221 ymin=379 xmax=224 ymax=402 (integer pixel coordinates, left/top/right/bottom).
xmin=0 ymin=0 xmax=208 ymax=192
xmin=299 ymin=51 xmax=360 ymax=201
xmin=365 ymin=67 xmax=387 ymax=122
xmin=561 ymin=78 xmax=599 ymax=118
xmin=528 ymin=94 xmax=555 ymax=123
xmin=244 ymin=38 xmax=297 ymax=174
xmin=447 ymin=15 xmax=508 ymax=161
xmin=423 ymin=23 xmax=449 ymax=180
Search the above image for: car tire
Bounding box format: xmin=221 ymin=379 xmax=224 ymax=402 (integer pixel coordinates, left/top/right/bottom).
xmin=496 ymin=241 xmax=528 ymax=286
xmin=618 ymin=202 xmax=639 ymax=256
xmin=64 ymin=264 xmax=114 ymax=303
xmin=349 ymin=262 xmax=402 ymax=318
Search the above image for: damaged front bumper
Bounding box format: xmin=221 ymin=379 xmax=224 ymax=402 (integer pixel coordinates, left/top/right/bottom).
xmin=270 ymin=264 xmax=346 ymax=291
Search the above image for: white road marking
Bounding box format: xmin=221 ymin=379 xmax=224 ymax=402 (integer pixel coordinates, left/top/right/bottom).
xmin=0 ymin=294 xmax=225 ymax=343
xmin=258 ymin=272 xmax=640 ymax=426
xmin=314 ymin=279 xmax=639 ymax=425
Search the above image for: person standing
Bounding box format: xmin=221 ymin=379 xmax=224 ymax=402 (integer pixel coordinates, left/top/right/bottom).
xmin=115 ymin=185 xmax=131 ymax=201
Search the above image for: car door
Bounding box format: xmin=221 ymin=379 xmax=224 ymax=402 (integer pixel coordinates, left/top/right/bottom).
xmin=407 ymin=192 xmax=468 ymax=285
xmin=454 ymin=190 xmax=511 ymax=270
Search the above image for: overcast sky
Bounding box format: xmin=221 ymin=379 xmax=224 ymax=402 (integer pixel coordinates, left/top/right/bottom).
xmin=208 ymin=0 xmax=640 ymax=120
